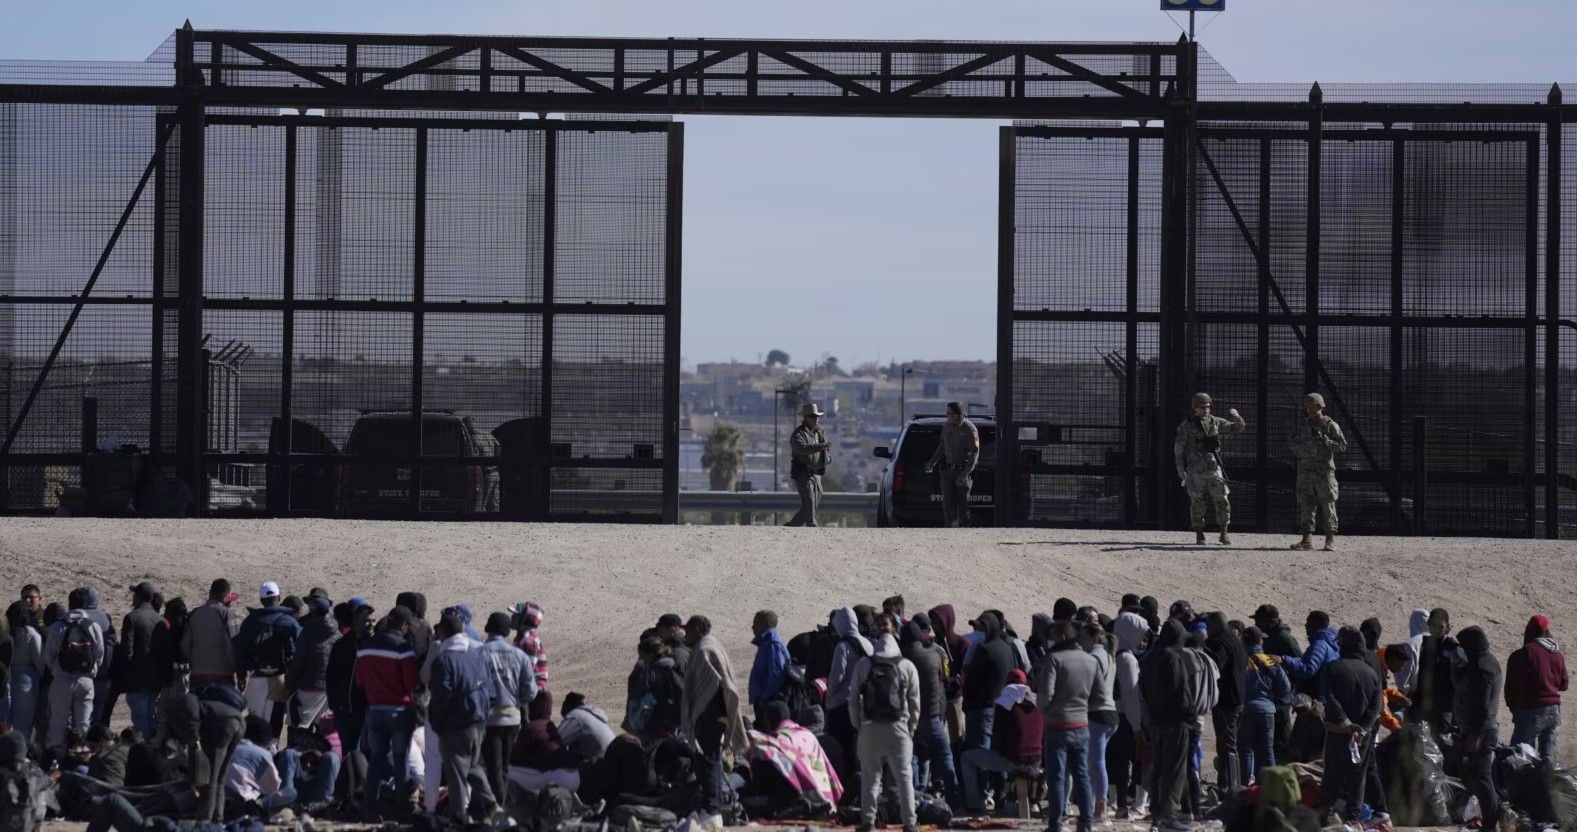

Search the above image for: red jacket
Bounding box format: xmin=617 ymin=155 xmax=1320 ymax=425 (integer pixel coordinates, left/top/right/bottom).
xmin=354 ymin=631 xmax=419 ymax=708
xmin=991 ymin=700 xmax=1044 ymax=763
xmin=1505 ymin=639 xmax=1568 ymax=711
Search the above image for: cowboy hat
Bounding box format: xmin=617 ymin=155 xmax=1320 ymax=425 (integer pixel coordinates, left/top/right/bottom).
xmin=799 ymin=402 xmax=825 ymax=417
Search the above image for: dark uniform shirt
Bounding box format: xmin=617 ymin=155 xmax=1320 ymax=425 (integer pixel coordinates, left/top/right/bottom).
xmin=926 ymin=418 xmax=981 ymax=474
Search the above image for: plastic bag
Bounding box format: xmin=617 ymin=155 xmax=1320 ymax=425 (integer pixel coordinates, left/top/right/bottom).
xmin=1377 ymin=722 xmax=1452 ymax=827
xmin=1549 ymin=766 xmax=1577 ymax=827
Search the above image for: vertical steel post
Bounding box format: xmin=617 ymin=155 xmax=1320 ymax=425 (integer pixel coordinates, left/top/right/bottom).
xmin=996 ymin=126 xmax=1017 ymax=527
xmin=540 ymin=124 xmax=557 ymax=514
xmin=1527 ymin=137 xmax=1540 ymax=538
xmin=1256 ymin=138 xmax=1271 ymax=532
xmin=409 ymin=127 xmax=427 ymax=517
xmin=1305 ymin=83 xmax=1322 ymax=395
xmin=662 ymin=124 xmax=685 ymax=524
xmin=1390 ymin=139 xmax=1405 ymax=533
xmin=1547 ymin=85 xmax=1563 ymax=538
xmin=175 ymin=25 xmax=208 ymax=513
xmin=1125 ymin=135 xmax=1140 ymax=524
xmin=1156 ymin=36 xmax=1197 ymax=531
xmin=277 ymin=124 xmax=296 ymax=516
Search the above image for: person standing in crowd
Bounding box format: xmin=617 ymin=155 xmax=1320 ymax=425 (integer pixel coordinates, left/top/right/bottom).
xmin=6 ymin=606 xmax=44 ymax=741
xmin=6 ymin=585 xmax=43 ymax=633
xmin=959 ymin=667 xmax=1040 ymax=814
xmin=1315 ymin=627 xmax=1383 ymax=825
xmin=928 ymin=604 xmax=969 ymax=749
xmin=1240 ymin=627 xmax=1290 ymax=784
xmin=44 ymin=593 xmax=104 ymax=746
xmin=682 ymin=615 xmax=749 ymax=822
xmin=1411 ymin=608 xmax=1457 ymax=735
xmin=355 ymin=607 xmax=419 ymax=822
xmin=1080 ymin=621 xmax=1119 ymax=825
xmin=184 ymin=579 xmax=240 ymax=699
xmin=514 ymin=602 xmax=550 ymax=715
xmin=1038 ymin=621 xmax=1098 ymax=832
xmin=749 ymin=610 xmax=790 ymax=729
xmin=1141 ymin=620 xmax=1196 ymax=832
xmin=1506 ymin=615 xmax=1567 ymax=762
xmin=480 ymin=611 xmax=535 ymax=806
xmin=119 ymin=581 xmax=168 ymax=739
xmin=429 ymin=611 xmax=496 ymax=822
xmin=70 ymin=587 xmax=117 ymax=728
xmin=1455 ymin=626 xmax=1504 ymax=827
xmin=962 ymin=611 xmax=1014 ymax=762
xmin=923 ymin=402 xmax=981 ymax=528
xmin=1173 ymin=392 xmax=1246 ymax=545
xmin=327 ymin=602 xmax=374 ymax=811
xmin=900 ymin=616 xmax=959 ymax=807
xmin=849 ymin=613 xmax=921 ymax=832
xmin=825 ymin=607 xmax=872 ymax=771
xmin=285 ymin=596 xmax=340 ymax=734
xmin=787 ymin=402 xmax=832 ymax=528
xmin=165 ymin=690 xmax=246 ymax=823
xmin=1281 ymin=610 xmax=1339 ymax=695
xmin=234 ymin=581 xmax=302 ymax=738
xmin=1287 ymin=392 xmax=1348 ymax=552
xmin=1202 ymin=612 xmax=1247 ymax=793
xmin=1109 ymin=611 xmax=1148 ymax=820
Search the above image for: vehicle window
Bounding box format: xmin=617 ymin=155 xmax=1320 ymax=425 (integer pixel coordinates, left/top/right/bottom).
xmin=345 ymin=418 xmax=469 ymax=457
xmin=897 ymin=425 xmax=997 ymax=466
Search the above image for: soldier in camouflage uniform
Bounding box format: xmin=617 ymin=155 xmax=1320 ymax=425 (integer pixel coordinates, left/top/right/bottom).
xmin=1174 ymin=392 xmax=1246 ymax=545
xmin=1288 ymin=392 xmax=1348 ymax=551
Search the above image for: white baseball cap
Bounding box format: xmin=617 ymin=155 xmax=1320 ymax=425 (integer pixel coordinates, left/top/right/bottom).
xmin=259 ymin=581 xmax=281 ymax=599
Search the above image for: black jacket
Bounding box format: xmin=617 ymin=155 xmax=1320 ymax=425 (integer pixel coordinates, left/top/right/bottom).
xmin=326 ymin=632 xmax=365 ymax=715
xmin=396 ymin=592 xmax=433 ymax=664
xmin=1203 ymin=613 xmax=1248 ymax=711
xmin=901 ymin=625 xmax=949 ymax=720
xmin=1412 ymin=633 xmax=1458 ymax=724
xmin=119 ymin=603 xmax=169 ymax=694
xmin=286 ymin=613 xmax=340 ymax=693
xmin=1140 ymin=620 xmax=1197 ymax=727
xmin=1453 ymin=627 xmax=1503 ymax=738
xmin=962 ymin=613 xmax=1014 ymax=711
xmin=1319 ymin=643 xmax=1383 ymax=731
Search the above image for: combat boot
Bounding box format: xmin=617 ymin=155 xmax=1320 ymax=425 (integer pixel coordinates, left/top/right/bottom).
xmin=1218 ymin=526 xmax=1231 ymax=545
xmin=1195 ymin=530 xmax=1206 ymax=545
xmin=1291 ymin=534 xmax=1313 ymax=550
xmin=1323 ymin=534 xmax=1336 ymax=552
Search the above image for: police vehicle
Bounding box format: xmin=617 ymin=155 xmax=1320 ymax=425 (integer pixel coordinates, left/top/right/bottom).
xmin=872 ymin=414 xmax=996 ymax=527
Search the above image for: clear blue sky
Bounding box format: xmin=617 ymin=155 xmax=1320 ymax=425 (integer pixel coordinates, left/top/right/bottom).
xmin=5 ymin=0 xmax=1573 ymax=370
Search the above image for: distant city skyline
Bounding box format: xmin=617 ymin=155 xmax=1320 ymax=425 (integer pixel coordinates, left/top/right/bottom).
xmin=4 ymin=0 xmax=1575 ymax=368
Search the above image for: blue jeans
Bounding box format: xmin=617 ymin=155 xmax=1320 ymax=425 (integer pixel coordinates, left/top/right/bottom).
xmin=1087 ymin=718 xmax=1115 ymax=808
xmin=261 ymin=748 xmax=342 ymax=810
xmin=1512 ymin=704 xmax=1562 ymax=763
xmin=126 ymin=692 xmax=159 ymax=739
xmin=1240 ymin=710 xmax=1276 ymax=784
xmin=960 ymin=747 xmax=1028 ymax=811
xmin=912 ymin=715 xmax=960 ymax=805
xmin=1044 ymin=726 xmax=1092 ymax=829
xmin=964 ymin=707 xmax=995 ymax=751
xmin=363 ymin=706 xmax=414 ymax=815
xmin=8 ymin=668 xmax=38 ymax=741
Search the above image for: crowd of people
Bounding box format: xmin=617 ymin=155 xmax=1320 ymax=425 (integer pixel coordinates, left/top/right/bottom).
xmin=0 ymin=580 xmax=1567 ymax=832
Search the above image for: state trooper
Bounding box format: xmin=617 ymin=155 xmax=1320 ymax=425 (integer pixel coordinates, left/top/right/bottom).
xmin=1174 ymin=392 xmax=1246 ymax=545
xmin=786 ymin=402 xmax=831 ymax=528
xmin=1288 ymin=392 xmax=1348 ymax=551
xmin=923 ymin=401 xmax=980 ymax=528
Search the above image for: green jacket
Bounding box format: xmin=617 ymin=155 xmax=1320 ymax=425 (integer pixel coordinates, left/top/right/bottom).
xmin=1288 ymin=415 xmax=1347 ymax=471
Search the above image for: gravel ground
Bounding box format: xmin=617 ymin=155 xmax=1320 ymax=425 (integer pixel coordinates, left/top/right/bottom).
xmin=4 ymin=518 xmax=1566 ymax=831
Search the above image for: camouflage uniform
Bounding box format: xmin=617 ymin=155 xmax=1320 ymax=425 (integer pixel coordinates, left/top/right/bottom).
xmin=1174 ymin=399 xmax=1246 ymax=531
xmin=1288 ymin=408 xmax=1348 ymax=535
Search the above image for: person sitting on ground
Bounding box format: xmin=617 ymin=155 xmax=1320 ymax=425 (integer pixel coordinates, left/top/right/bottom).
xmin=559 ymin=692 xmax=616 ymax=764
xmin=741 ymin=700 xmax=845 ymax=818
xmin=959 ymin=667 xmax=1041 ymax=815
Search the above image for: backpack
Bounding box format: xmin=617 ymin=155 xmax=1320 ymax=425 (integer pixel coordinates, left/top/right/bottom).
xmin=245 ymin=618 xmax=290 ymax=675
xmin=58 ymin=618 xmax=97 ymax=676
xmin=858 ymin=656 xmax=904 ymax=723
xmin=779 ymin=663 xmax=819 ymax=717
xmin=0 ymin=767 xmax=45 ymax=832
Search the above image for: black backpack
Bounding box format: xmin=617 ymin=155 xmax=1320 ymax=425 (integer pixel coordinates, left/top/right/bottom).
xmin=859 ymin=656 xmax=904 ymax=723
xmin=779 ymin=663 xmax=819 ymax=717
xmin=245 ymin=618 xmax=291 ymax=675
xmin=58 ymin=619 xmax=97 ymax=676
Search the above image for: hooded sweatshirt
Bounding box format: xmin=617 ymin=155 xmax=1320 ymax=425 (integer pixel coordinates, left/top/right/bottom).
xmin=928 ymin=604 xmax=969 ymax=673
xmin=1453 ymin=626 xmax=1503 ymax=738
xmin=848 ymin=634 xmax=921 ymax=736
xmin=1320 ymin=637 xmax=1383 ymax=731
xmin=78 ymin=587 xmax=118 ymax=681
xmin=1113 ymin=612 xmax=1147 ymax=728
xmin=44 ymin=609 xmax=105 ymax=677
xmin=826 ymin=608 xmax=873 ymax=710
xmin=900 ymin=619 xmax=950 ymax=719
xmin=183 ymin=598 xmax=238 ymax=682
xmin=1203 ymin=612 xmax=1247 ymax=711
xmin=1026 ymin=613 xmax=1055 ymax=678
xmin=962 ymin=612 xmax=1014 ymax=711
xmin=1141 ymin=620 xmax=1195 ymax=727
xmin=121 ymin=599 xmax=170 ymax=694
xmin=1397 ymin=609 xmax=1429 ymax=692
xmin=560 ymin=704 xmax=617 ymax=762
xmin=396 ymin=592 xmax=433 ymax=663
xmin=1505 ymin=616 xmax=1566 ymax=711
xmin=991 ymin=684 xmax=1044 ymax=762
xmin=233 ymin=603 xmax=302 ymax=676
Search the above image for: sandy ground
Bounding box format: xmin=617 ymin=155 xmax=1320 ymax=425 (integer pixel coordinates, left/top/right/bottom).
xmin=2 ymin=518 xmax=1568 ymax=760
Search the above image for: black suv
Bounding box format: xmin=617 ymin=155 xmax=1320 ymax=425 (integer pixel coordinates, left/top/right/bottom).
xmin=336 ymin=410 xmax=499 ymax=517
xmin=873 ymin=415 xmax=996 ymax=527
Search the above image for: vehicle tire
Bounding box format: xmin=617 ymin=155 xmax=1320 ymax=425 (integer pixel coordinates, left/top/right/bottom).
xmin=876 ymin=506 xmax=892 ymax=528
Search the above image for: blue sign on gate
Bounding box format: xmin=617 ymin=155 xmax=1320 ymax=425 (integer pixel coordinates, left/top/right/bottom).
xmin=1161 ymin=0 xmax=1225 ymax=10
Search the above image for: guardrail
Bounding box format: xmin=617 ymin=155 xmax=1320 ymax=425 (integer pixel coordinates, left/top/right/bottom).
xmin=679 ymin=490 xmax=877 ymax=513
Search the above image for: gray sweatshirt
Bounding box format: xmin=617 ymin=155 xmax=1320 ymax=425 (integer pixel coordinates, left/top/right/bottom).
xmin=848 ymin=634 xmax=922 ymax=736
xmin=1087 ymin=644 xmax=1117 ymax=716
xmin=1036 ymin=643 xmax=1098 ymax=728
xmin=1113 ymin=612 xmax=1148 ymax=728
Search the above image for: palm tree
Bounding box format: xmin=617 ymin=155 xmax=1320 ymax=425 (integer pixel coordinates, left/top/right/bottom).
xmin=701 ymin=423 xmax=748 ymax=525
xmin=779 ymin=374 xmax=813 ymax=413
